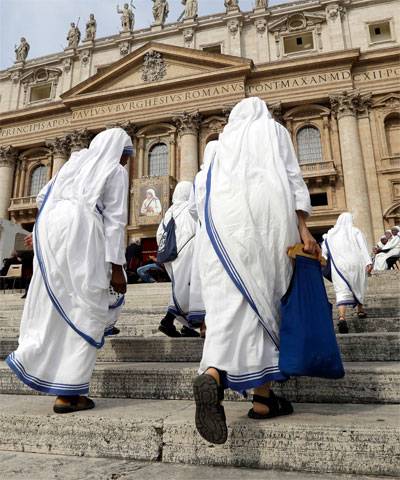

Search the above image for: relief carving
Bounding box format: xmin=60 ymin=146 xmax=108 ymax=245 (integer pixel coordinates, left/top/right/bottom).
xmin=141 ymin=51 xmax=167 ymax=82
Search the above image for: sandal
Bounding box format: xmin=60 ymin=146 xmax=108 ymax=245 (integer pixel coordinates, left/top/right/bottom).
xmin=248 ymin=391 xmax=293 ymax=420
xmin=53 ymin=396 xmax=95 ymax=414
xmin=337 ymin=317 xmax=349 ymax=334
xmin=181 ymin=326 xmax=200 ymax=338
xmin=357 ymin=311 xmax=367 ymax=319
xmin=159 ymin=322 xmax=181 ymax=338
xmin=193 ymin=373 xmax=227 ymax=445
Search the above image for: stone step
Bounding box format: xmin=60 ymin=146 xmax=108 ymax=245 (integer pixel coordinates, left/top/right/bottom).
xmin=0 ymin=395 xmax=398 ymax=477
xmin=0 ymin=452 xmax=394 ymax=480
xmin=1 ymin=333 xmax=399 ymax=363
xmin=1 ymin=361 xmax=399 ymax=404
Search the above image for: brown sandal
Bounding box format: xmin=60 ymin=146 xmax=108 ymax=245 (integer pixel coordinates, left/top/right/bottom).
xmin=53 ymin=396 xmax=95 ymax=414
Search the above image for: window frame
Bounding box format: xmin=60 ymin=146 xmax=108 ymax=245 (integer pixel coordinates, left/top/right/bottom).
xmin=366 ymin=18 xmax=395 ymax=46
xmin=28 ymin=82 xmax=54 ymax=105
xmin=282 ymin=31 xmax=316 ymax=57
xmin=29 ymin=164 xmax=48 ymax=197
xmin=296 ymin=124 xmax=324 ymax=165
xmin=148 ymin=142 xmax=169 ymax=178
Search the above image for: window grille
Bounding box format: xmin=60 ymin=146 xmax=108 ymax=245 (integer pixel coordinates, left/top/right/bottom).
xmin=148 ymin=143 xmax=169 ymax=177
xmin=29 ymin=165 xmax=47 ymax=196
xmin=296 ymin=126 xmax=323 ymax=164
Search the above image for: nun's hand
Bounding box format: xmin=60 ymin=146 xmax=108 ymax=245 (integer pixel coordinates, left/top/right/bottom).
xmin=24 ymin=233 xmax=33 ymax=248
xmin=296 ymin=211 xmax=320 ymax=256
xmin=111 ymin=264 xmax=127 ymax=294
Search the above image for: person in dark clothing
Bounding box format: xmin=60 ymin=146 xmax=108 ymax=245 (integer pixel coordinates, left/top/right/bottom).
xmin=19 ymin=251 xmax=34 ymax=299
xmin=126 ymin=240 xmax=143 ymax=283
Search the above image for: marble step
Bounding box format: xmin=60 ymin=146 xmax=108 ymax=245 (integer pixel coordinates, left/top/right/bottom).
xmin=1 ymin=333 xmax=399 ymax=363
xmin=0 ymin=395 xmax=398 ymax=477
xmin=1 ymin=361 xmax=399 ymax=404
xmin=1 ymin=452 xmax=392 ymax=480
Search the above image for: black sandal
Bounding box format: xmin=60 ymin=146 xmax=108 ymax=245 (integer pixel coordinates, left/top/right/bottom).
xmin=337 ymin=317 xmax=349 ymax=334
xmin=53 ymin=396 xmax=95 ymax=414
xmin=158 ymin=322 xmax=181 ymax=338
xmin=193 ymin=373 xmax=227 ymax=445
xmin=357 ymin=311 xmax=367 ymax=319
xmin=181 ymin=326 xmax=200 ymax=338
xmin=248 ymin=391 xmax=293 ymax=420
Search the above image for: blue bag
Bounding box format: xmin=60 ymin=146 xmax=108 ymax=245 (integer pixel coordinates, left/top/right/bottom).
xmin=279 ymin=255 xmax=345 ymax=379
xmin=157 ymin=216 xmax=178 ymax=264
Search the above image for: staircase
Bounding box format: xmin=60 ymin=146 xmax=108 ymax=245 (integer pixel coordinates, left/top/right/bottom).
xmin=0 ymin=272 xmax=399 ymax=478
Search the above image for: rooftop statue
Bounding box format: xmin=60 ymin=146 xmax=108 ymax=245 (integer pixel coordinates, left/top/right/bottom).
xmin=15 ymin=37 xmax=30 ymax=62
xmin=182 ymin=0 xmax=198 ymax=19
xmin=225 ymin=0 xmax=240 ymax=12
xmin=255 ymin=0 xmax=267 ymax=8
xmin=152 ymin=0 xmax=169 ymax=25
xmin=85 ymin=13 xmax=97 ymax=41
xmin=67 ymin=22 xmax=81 ymax=49
xmin=117 ymin=2 xmax=135 ymax=32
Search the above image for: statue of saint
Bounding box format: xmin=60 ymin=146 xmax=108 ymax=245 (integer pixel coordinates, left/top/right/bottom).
xmin=85 ymin=14 xmax=97 ymax=41
xmin=67 ymin=22 xmax=81 ymax=49
xmin=152 ymin=0 xmax=169 ymax=25
xmin=15 ymin=37 xmax=30 ymax=62
xmin=182 ymin=0 xmax=198 ymax=19
xmin=117 ymin=2 xmax=135 ymax=32
xmin=224 ymin=0 xmax=239 ymax=11
xmin=255 ymin=0 xmax=267 ymax=7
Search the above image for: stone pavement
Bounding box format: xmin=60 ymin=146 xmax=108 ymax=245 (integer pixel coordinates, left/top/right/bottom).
xmin=0 ymin=272 xmax=399 ymax=478
xmin=1 ymin=452 xmax=396 ymax=480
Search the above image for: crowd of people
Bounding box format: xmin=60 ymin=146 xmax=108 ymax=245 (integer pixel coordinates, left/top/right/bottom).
xmin=0 ymin=250 xmax=33 ymax=298
xmin=4 ymin=97 xmax=397 ymax=447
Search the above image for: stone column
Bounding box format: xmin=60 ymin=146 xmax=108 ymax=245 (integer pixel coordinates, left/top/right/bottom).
xmin=0 ymin=146 xmax=18 ymax=219
xmin=357 ymin=96 xmax=385 ymax=241
xmin=330 ymin=91 xmax=374 ymax=246
xmin=46 ymin=135 xmax=71 ymax=176
xmin=68 ymin=129 xmax=92 ymax=152
xmin=174 ymin=112 xmax=201 ymax=181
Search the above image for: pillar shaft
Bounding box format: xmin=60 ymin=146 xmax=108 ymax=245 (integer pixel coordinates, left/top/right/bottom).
xmin=0 ymin=147 xmax=18 ymax=219
xmin=46 ymin=136 xmax=71 ymax=177
xmin=330 ymin=91 xmax=374 ymax=247
xmin=173 ymin=112 xmax=201 ymax=182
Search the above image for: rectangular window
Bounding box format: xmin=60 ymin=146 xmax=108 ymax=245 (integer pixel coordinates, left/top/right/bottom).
xmin=283 ymin=32 xmax=314 ymax=54
xmin=310 ymin=193 xmax=328 ymax=207
xmin=29 ymin=83 xmax=52 ymax=102
xmin=202 ymin=44 xmax=222 ymax=54
xmin=368 ymin=21 xmax=392 ymax=43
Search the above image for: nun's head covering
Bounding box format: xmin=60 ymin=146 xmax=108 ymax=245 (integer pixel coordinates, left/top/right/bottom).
xmin=172 ymin=181 xmax=192 ymax=205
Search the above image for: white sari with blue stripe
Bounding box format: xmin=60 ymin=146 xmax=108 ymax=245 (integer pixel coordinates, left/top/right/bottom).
xmin=197 ymin=98 xmax=312 ymax=393
xmin=6 ymin=128 xmax=131 ymax=395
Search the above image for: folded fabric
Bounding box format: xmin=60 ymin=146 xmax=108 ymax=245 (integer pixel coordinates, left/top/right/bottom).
xmin=279 ymin=255 xmax=345 ymax=379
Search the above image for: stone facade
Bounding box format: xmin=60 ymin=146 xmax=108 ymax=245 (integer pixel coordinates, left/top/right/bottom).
xmin=0 ymin=0 xmax=399 ymax=247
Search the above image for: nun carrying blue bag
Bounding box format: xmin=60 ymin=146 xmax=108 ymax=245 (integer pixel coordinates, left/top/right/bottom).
xmin=279 ymin=244 xmax=345 ymax=379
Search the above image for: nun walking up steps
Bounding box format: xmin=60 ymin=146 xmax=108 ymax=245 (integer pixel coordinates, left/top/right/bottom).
xmin=193 ymin=97 xmax=319 ymax=445
xmin=6 ymin=128 xmax=133 ymax=414
xmin=322 ymin=213 xmax=373 ymax=334
xmin=157 ymin=181 xmax=200 ymax=338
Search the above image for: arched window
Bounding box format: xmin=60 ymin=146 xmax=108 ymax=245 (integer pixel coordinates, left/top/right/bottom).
xmin=296 ymin=126 xmax=323 ymax=164
xmin=29 ymin=165 xmax=47 ymax=196
xmin=148 ymin=143 xmax=169 ymax=177
xmin=385 ymin=113 xmax=400 ymax=156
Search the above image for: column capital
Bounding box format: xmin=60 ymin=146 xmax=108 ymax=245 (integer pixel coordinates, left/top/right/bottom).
xmin=0 ymin=146 xmax=18 ymax=167
xmin=330 ymin=90 xmax=373 ymax=119
xmin=46 ymin=135 xmax=71 ymax=157
xmin=173 ymin=111 xmax=202 ymax=136
xmin=106 ymin=121 xmax=138 ymax=138
xmin=67 ymin=129 xmax=92 ymax=152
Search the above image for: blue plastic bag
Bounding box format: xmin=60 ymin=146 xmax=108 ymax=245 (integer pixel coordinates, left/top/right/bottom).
xmin=279 ymin=255 xmax=345 ymax=379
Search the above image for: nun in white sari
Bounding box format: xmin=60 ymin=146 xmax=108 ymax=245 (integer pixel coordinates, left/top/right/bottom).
xmin=193 ymin=97 xmax=317 ymax=445
xmin=6 ymin=128 xmax=133 ymax=413
xmin=157 ymin=181 xmax=199 ymax=337
xmin=187 ymin=140 xmax=218 ymax=330
xmin=322 ymin=213 xmax=372 ymax=334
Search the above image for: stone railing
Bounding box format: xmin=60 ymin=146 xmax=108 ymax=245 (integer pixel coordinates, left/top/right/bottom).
xmin=380 ymin=155 xmax=400 ymax=171
xmin=8 ymin=196 xmax=37 ymax=211
xmin=300 ymin=161 xmax=337 ymax=186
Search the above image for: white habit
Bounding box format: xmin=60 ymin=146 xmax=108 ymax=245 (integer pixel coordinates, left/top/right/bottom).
xmin=198 ymin=97 xmax=311 ymax=393
xmin=7 ymin=128 xmax=131 ymax=395
xmin=157 ymin=181 xmax=197 ymax=326
xmin=322 ymin=212 xmax=371 ymax=306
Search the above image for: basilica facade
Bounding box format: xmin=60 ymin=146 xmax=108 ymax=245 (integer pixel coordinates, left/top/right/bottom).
xmin=0 ymin=0 xmax=399 ymax=252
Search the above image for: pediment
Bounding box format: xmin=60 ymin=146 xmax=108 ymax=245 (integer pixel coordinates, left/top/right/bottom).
xmin=372 ymin=93 xmax=400 ymax=108
xmin=62 ymin=42 xmax=251 ymax=101
xmin=269 ymin=12 xmax=326 ymax=32
xmin=20 ymin=67 xmax=62 ymax=85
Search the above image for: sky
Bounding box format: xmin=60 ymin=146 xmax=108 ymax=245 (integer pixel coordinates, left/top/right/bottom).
xmin=0 ymin=0 xmax=290 ymax=70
